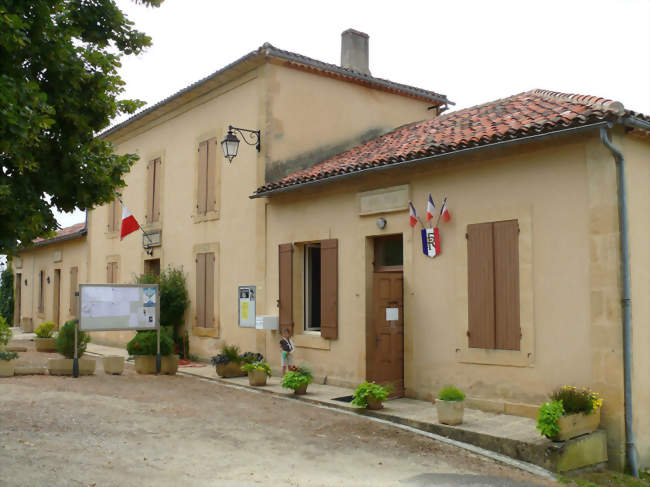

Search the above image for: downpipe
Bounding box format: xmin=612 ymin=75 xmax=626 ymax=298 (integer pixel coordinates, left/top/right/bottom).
xmin=600 ymin=126 xmax=639 ymax=477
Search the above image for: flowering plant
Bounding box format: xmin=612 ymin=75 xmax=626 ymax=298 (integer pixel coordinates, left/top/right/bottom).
xmin=281 ymin=364 xmax=313 ymax=391
xmin=550 ymin=386 xmax=602 ymax=415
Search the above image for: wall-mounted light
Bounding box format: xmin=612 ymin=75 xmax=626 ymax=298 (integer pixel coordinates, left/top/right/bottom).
xmin=221 ymin=125 xmax=260 ymax=163
xmin=376 ymin=217 xmax=387 ymax=230
xmin=46 ymin=276 xmax=50 ymax=284
xmin=24 ymin=279 xmax=27 ymax=286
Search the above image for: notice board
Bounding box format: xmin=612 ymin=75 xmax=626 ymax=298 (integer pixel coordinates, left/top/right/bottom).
xmin=79 ymin=284 xmax=159 ymax=332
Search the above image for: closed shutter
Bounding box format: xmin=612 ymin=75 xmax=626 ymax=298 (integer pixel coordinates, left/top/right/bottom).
xmin=320 ymin=239 xmax=338 ymax=339
xmin=145 ymin=159 xmax=153 ymax=223
xmin=106 ymin=262 xmax=112 ymax=284
xmin=278 ymin=243 xmax=294 ymax=336
xmin=205 ymin=252 xmax=215 ymax=328
xmin=467 ymin=223 xmax=496 ymax=349
xmin=38 ymin=271 xmax=44 ymax=313
xmin=493 ymin=220 xmax=520 ymax=350
xmin=197 ymin=142 xmax=208 ymax=215
xmin=69 ymin=266 xmax=78 ymax=316
xmin=206 ymin=138 xmax=218 ymax=213
xmin=108 ymin=198 xmax=120 ymax=233
xmin=151 ymin=158 xmax=161 ymax=222
xmin=107 ymin=200 xmax=114 ymax=232
xmin=195 ymin=253 xmax=206 ymax=327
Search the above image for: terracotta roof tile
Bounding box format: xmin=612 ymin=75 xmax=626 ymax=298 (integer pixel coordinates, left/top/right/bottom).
xmin=255 ymin=89 xmax=649 ymax=195
xmin=31 ymin=222 xmax=87 ymax=247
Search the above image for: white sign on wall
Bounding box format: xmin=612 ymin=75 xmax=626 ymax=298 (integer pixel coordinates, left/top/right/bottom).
xmin=238 ymin=285 xmax=256 ymax=328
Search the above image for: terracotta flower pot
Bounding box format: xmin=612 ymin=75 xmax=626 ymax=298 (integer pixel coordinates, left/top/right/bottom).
xmin=366 ymin=396 xmax=384 ymax=410
xmin=0 ymin=359 xmax=16 ymax=377
xmin=436 ymin=400 xmax=464 ymax=425
xmin=552 ymin=408 xmax=600 ymax=441
xmin=103 ymin=356 xmax=125 ymax=375
xmin=215 ymin=361 xmax=246 ymax=378
xmin=47 ymin=358 xmax=96 ymax=376
xmin=293 ymin=384 xmax=308 ymax=395
xmin=134 ymin=355 xmax=178 ymax=375
xmin=248 ymin=369 xmax=268 ymax=386
xmin=34 ymin=337 xmax=57 ymax=352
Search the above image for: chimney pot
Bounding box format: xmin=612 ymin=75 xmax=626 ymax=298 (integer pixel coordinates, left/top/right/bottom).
xmin=341 ymin=29 xmax=370 ymax=76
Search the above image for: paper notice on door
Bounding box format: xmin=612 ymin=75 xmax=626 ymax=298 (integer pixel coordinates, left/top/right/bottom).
xmin=386 ymin=307 xmax=399 ymax=321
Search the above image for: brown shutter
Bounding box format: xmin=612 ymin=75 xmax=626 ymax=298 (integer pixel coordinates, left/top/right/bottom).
xmin=114 ymin=262 xmax=119 ymax=284
xmin=197 ymin=142 xmax=208 ymax=215
xmin=278 ymin=243 xmax=294 ymax=336
xmin=69 ymin=266 xmax=78 ymax=316
xmin=38 ymin=271 xmax=44 ymax=313
xmin=113 ymin=197 xmax=121 ymax=233
xmin=467 ymin=223 xmax=496 ymax=349
xmin=152 ymin=158 xmax=161 ymax=222
xmin=320 ymin=239 xmax=338 ymax=339
xmin=195 ymin=253 xmax=206 ymax=327
xmin=205 ymin=252 xmax=215 ymax=328
xmin=493 ymin=220 xmax=520 ymax=350
xmin=145 ymin=159 xmax=154 ymax=223
xmin=206 ymin=139 xmax=217 ymax=213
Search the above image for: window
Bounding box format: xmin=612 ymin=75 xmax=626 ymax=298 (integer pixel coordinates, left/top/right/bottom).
xmin=144 ymin=259 xmax=161 ymax=277
xmin=195 ymin=252 xmax=215 ymax=328
xmin=146 ymin=158 xmax=162 ymax=223
xmin=304 ymin=244 xmax=321 ymax=331
xmin=107 ymin=196 xmax=121 ymax=233
xmin=38 ymin=270 xmax=45 ymax=313
xmin=374 ymin=235 xmax=403 ymax=272
xmin=467 ymin=219 xmax=520 ymax=351
xmin=196 ymin=139 xmax=218 ymax=216
xmin=106 ymin=262 xmax=119 ymax=284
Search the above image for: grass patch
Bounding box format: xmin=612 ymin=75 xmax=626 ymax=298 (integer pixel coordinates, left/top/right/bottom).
xmin=560 ymin=470 xmax=650 ymax=487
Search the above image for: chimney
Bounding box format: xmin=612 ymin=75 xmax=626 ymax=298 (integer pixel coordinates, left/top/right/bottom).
xmin=341 ymin=29 xmax=370 ymax=76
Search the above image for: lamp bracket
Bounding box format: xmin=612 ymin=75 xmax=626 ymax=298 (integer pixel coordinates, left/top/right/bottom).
xmin=229 ymin=125 xmax=261 ymax=152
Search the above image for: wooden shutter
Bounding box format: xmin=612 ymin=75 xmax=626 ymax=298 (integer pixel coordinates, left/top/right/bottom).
xmin=195 ymin=253 xmax=206 ymax=327
xmin=107 ymin=200 xmax=114 ymax=232
xmin=278 ymin=243 xmax=294 ymax=336
xmin=467 ymin=223 xmax=495 ymax=349
xmin=38 ymin=271 xmax=44 ymax=313
xmin=206 ymin=139 xmax=218 ymax=213
xmin=146 ymin=159 xmax=154 ymax=223
xmin=113 ymin=197 xmax=121 ymax=233
xmin=493 ymin=220 xmax=520 ymax=350
xmin=151 ymin=158 xmax=161 ymax=222
xmin=106 ymin=262 xmax=112 ymax=284
xmin=205 ymin=252 xmax=215 ymax=328
xmin=320 ymin=239 xmax=338 ymax=339
xmin=69 ymin=266 xmax=78 ymax=316
xmin=197 ymin=141 xmax=208 ymax=215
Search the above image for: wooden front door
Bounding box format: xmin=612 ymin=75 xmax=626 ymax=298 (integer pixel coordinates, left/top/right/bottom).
xmin=14 ymin=273 xmax=21 ymax=326
xmin=369 ymin=271 xmax=404 ymax=397
xmin=53 ymin=269 xmax=61 ymax=328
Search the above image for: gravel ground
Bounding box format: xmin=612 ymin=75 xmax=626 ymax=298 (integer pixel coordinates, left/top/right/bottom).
xmin=0 ymin=342 xmax=558 ymax=487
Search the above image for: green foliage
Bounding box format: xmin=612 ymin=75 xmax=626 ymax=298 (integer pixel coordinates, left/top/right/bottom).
xmin=351 ymin=382 xmax=391 ymax=407
xmin=537 ymin=400 xmax=565 ymax=439
xmin=281 ymin=364 xmax=313 ymax=391
xmin=240 ymin=352 xmax=264 ymax=364
xmin=55 ymin=320 xmax=90 ymax=359
xmin=551 ymin=386 xmax=602 ymax=415
xmin=0 ymin=350 xmax=18 ymax=361
xmin=437 ymin=386 xmax=466 ymax=402
xmin=35 ymin=321 xmax=55 ymax=338
xmin=241 ymin=361 xmax=271 ymax=377
xmin=0 ymin=316 xmax=12 ymax=346
xmin=135 ymin=266 xmax=189 ymax=327
xmin=126 ymin=329 xmax=174 ymax=356
xmin=222 ymin=344 xmax=242 ymax=364
xmin=0 ymin=0 xmax=163 ymax=254
xmin=0 ymin=266 xmax=14 ymax=324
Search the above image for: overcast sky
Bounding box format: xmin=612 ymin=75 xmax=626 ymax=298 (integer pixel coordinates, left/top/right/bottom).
xmin=55 ymin=0 xmax=650 ymax=228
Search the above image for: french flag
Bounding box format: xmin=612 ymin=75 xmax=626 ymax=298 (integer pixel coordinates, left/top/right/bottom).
xmin=120 ymin=204 xmax=140 ymax=240
xmin=440 ymin=198 xmax=451 ymax=223
xmin=426 ymin=194 xmax=436 ymax=222
xmin=408 ymin=201 xmax=419 ymax=228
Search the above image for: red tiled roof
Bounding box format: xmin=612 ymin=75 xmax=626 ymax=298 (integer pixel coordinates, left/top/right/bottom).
xmin=254 ymin=89 xmax=649 ymax=195
xmin=31 ymin=222 xmax=87 ymax=247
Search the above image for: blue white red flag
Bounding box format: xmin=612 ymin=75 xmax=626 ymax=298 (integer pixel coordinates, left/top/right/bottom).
xmin=426 ymin=194 xmax=436 ymax=222
xmin=408 ymin=201 xmax=418 ymax=228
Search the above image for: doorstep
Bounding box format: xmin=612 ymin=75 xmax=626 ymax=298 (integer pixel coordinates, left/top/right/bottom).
xmin=84 ymin=342 xmax=606 ymax=473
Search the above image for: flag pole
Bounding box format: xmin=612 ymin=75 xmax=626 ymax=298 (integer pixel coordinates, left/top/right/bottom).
xmin=116 ymin=196 xmax=154 ymax=255
xmin=435 ymin=197 xmax=447 ymax=228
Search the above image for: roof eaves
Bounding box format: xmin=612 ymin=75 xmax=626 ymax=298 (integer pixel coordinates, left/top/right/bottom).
xmin=26 ymin=227 xmax=87 ymax=250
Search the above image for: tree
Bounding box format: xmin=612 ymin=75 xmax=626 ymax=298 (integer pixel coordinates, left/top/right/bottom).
xmin=0 ymin=265 xmax=13 ymax=325
xmin=0 ymin=0 xmax=163 ymax=254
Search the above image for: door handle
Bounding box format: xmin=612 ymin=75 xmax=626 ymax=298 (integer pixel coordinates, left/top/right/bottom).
xmin=376 ymin=335 xmax=380 ymax=346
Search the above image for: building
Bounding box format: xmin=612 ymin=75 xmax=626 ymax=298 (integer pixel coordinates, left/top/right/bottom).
xmin=255 ymin=89 xmax=650 ymax=470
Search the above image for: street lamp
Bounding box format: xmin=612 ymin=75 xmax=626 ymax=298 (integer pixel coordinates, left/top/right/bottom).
xmin=221 ymin=125 xmax=261 ymax=163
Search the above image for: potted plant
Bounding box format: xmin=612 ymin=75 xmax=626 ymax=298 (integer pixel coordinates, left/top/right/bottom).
xmin=126 ymin=328 xmax=178 ymax=375
xmin=241 ymin=360 xmax=271 ymax=386
xmin=436 ymin=385 xmax=466 ymax=425
xmin=281 ymin=364 xmax=312 ymax=395
xmin=537 ymin=386 xmax=602 ymax=441
xmin=210 ymin=344 xmax=246 ymax=378
xmin=0 ymin=350 xmax=19 ymax=377
xmin=34 ymin=322 xmax=57 ymax=352
xmin=48 ymin=320 xmax=95 ymax=375
xmin=351 ymin=381 xmax=391 ymax=410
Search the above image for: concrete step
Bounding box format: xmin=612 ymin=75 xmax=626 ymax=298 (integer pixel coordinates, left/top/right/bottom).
xmin=14 ymin=366 xmax=48 ymax=375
